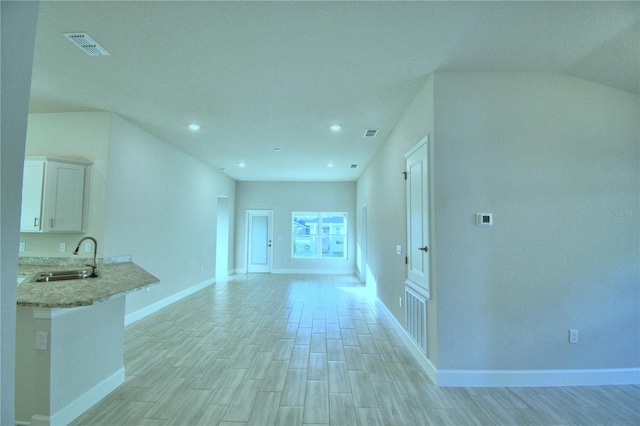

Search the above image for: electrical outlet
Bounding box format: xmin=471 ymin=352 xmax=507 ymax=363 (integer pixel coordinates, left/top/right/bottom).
xmin=36 ymin=331 xmax=48 ymax=350
xmin=19 ymin=242 xmax=26 ymax=252
xmin=59 ymin=243 xmax=66 ymax=252
xmin=84 ymin=241 xmax=92 ymax=253
xmin=569 ymin=329 xmax=579 ymax=344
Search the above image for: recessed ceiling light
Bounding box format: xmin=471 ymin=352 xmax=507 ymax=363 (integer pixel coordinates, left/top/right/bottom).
xmin=238 ymin=162 xmax=246 ymax=167
xmin=330 ymin=124 xmax=341 ymax=132
xmin=274 ymin=148 xmax=282 ymax=152
xmin=188 ymin=123 xmax=201 ymax=131
xmin=327 ymin=162 xmax=334 ymax=168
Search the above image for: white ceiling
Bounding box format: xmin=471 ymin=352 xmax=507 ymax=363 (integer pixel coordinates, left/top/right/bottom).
xmin=29 ymin=1 xmax=639 ymax=182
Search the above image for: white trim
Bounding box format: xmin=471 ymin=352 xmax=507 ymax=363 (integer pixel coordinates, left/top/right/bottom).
xmin=34 ymin=367 xmax=125 ymax=426
xmin=234 ymin=268 xmax=247 ymax=274
xmin=272 ymin=268 xmax=356 ymax=275
xmin=29 ymin=415 xmax=49 ymax=426
xmin=403 ymin=134 xmax=428 ymax=159
xmin=373 ymin=294 xmax=437 ymax=384
xmin=124 ymin=278 xmax=215 ymax=326
xmin=371 ymin=295 xmax=640 ymax=388
xmin=437 ymin=368 xmax=640 ymax=388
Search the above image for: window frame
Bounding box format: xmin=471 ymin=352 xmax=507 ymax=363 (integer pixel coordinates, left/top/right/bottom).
xmin=291 ymin=211 xmax=347 ymax=260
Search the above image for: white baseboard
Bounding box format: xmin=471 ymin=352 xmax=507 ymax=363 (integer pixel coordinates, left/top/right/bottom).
xmin=32 ymin=367 xmax=125 ymax=426
xmin=125 ymin=278 xmax=215 ymax=326
xmin=437 ymin=367 xmax=640 ymax=387
xmin=371 ymin=295 xmax=640 ymax=388
xmin=272 ymin=268 xmax=356 ymax=275
xmin=233 ymin=268 xmax=356 ymax=275
xmin=373 ymin=296 xmax=438 ymax=384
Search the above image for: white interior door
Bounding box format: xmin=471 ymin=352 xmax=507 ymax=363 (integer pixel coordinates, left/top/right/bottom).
xmin=405 ymin=136 xmax=430 ymax=298
xmin=247 ymin=210 xmax=273 ymax=273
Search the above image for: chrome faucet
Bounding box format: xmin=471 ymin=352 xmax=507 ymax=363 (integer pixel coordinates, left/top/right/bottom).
xmin=73 ymin=236 xmax=99 ymax=278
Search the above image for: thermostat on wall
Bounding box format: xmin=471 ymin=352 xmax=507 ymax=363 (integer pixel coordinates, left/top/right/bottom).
xmin=476 ymin=213 xmax=493 ymax=226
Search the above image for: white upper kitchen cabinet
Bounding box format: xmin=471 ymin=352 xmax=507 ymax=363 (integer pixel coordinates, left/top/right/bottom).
xmin=20 ymin=157 xmax=91 ymax=233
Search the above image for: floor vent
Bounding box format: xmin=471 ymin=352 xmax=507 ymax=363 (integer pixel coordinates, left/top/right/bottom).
xmin=405 ymin=286 xmax=427 ymax=354
xmin=64 ymin=33 xmax=110 ymax=56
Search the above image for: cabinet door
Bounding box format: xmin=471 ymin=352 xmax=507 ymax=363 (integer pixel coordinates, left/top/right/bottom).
xmin=20 ymin=161 xmax=45 ymax=232
xmin=43 ymin=162 xmax=86 ymax=232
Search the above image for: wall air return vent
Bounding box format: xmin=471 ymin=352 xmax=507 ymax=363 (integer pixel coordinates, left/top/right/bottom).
xmin=364 ymin=129 xmax=378 ymax=138
xmin=64 ymin=33 xmax=110 ymax=56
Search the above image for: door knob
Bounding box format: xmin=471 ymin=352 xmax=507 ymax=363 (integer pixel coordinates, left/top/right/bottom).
xmin=418 ymin=246 xmax=428 ymax=252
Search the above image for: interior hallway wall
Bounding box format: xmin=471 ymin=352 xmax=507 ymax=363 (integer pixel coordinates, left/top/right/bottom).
xmin=235 ymin=181 xmax=356 ymax=274
xmin=104 ymin=114 xmax=236 ymax=317
xmin=356 ymin=76 xmax=437 ymax=362
xmin=432 ymin=72 xmax=639 ymax=372
xmin=358 ymin=71 xmax=639 ymax=379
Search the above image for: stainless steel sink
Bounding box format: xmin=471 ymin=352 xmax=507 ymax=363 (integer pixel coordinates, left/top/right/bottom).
xmin=30 ymin=269 xmax=94 ymax=283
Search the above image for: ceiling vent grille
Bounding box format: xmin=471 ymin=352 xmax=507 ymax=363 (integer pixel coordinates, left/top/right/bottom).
xmin=64 ymin=33 xmax=110 ymax=56
xmin=364 ymin=129 xmax=378 ymax=138
xmin=350 ymin=164 xmax=358 ymax=169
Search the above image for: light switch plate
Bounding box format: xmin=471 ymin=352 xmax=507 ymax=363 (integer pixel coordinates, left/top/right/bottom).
xmin=396 ymin=245 xmax=402 ymax=255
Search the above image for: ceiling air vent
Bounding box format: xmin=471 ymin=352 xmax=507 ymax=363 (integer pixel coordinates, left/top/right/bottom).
xmin=350 ymin=164 xmax=358 ymax=169
xmin=364 ymin=129 xmax=378 ymax=138
xmin=64 ymin=33 xmax=110 ymax=56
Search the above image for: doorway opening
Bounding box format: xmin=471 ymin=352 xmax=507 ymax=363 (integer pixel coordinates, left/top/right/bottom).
xmin=215 ymin=196 xmax=230 ymax=280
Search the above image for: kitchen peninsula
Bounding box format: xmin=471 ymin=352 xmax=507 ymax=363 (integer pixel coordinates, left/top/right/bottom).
xmin=16 ymin=257 xmax=159 ymax=426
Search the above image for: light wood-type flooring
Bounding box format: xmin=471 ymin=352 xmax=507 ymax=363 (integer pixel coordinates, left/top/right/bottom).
xmin=71 ymin=274 xmax=639 ymax=425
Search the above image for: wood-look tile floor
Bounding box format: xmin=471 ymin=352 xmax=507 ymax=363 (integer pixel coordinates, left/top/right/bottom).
xmin=71 ymin=274 xmax=639 ymax=425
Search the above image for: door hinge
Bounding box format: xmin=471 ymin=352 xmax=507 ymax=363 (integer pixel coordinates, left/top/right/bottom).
xmin=405 ymin=256 xmax=408 ymax=265
xmin=402 ymin=171 xmax=407 ymax=180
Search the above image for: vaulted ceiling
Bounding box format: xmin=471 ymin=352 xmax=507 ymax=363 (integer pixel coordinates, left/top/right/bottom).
xmin=29 ymin=1 xmax=639 ymax=181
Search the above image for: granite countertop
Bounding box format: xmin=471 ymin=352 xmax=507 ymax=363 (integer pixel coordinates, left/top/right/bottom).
xmin=17 ymin=262 xmax=159 ymax=308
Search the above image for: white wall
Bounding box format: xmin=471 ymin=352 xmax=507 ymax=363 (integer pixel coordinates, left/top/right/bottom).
xmin=21 ymin=111 xmax=236 ymax=319
xmin=0 ymin=2 xmax=39 ymax=423
xmin=357 ymin=71 xmax=639 ymax=380
xmin=356 ymin=76 xmax=437 ymax=359
xmin=22 ymin=112 xmax=111 ymax=258
xmin=235 ymin=181 xmax=356 ymax=274
xmin=104 ymin=114 xmax=236 ymax=316
xmin=433 ymin=72 xmax=639 ymax=372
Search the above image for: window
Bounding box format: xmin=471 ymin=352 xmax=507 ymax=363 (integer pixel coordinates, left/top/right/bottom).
xmin=292 ymin=212 xmax=347 ymax=259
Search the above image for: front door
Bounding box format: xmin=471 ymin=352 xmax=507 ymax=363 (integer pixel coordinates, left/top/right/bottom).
xmin=405 ymin=136 xmax=430 ymax=298
xmin=247 ymin=210 xmax=273 ymax=273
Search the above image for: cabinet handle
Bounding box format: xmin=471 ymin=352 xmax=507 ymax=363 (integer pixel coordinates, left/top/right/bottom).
xmin=50 ymin=218 xmax=54 ymax=228
xmin=34 ymin=217 xmax=39 ymax=228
